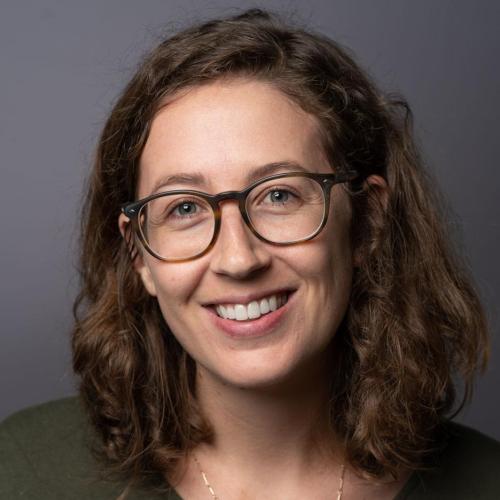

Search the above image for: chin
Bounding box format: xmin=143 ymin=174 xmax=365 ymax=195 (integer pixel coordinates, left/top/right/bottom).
xmin=205 ymin=358 xmax=305 ymax=391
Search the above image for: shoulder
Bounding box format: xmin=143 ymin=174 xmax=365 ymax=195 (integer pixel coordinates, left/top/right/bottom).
xmin=0 ymin=397 xmax=178 ymax=500
xmin=1 ymin=396 xmax=87 ymax=442
xmin=443 ymin=420 xmax=500 ymax=462
xmin=399 ymin=420 xmax=500 ymax=499
xmin=0 ymin=396 xmax=114 ymax=499
xmin=0 ymin=396 xmax=90 ymax=475
xmin=0 ymin=397 xmax=93 ymax=472
xmin=438 ymin=419 xmax=500 ymax=483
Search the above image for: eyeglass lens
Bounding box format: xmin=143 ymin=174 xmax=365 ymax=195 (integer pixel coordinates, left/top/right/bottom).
xmin=139 ymin=175 xmax=326 ymax=260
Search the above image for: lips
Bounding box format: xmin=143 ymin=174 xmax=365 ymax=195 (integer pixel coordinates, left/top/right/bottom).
xmin=203 ymin=289 xmax=296 ymax=339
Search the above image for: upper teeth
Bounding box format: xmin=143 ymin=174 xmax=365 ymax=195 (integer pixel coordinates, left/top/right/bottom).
xmin=215 ymin=293 xmax=288 ymax=321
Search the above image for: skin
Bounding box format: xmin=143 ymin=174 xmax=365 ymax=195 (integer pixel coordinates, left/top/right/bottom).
xmin=118 ymin=79 xmax=403 ymax=499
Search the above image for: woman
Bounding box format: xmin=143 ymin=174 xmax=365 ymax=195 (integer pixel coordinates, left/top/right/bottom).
xmin=1 ymin=8 xmax=499 ymax=500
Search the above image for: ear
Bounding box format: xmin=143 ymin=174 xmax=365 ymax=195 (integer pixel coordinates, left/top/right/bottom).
xmin=363 ymin=174 xmax=389 ymax=210
xmin=352 ymin=174 xmax=389 ymax=268
xmin=118 ymin=213 xmax=158 ymax=296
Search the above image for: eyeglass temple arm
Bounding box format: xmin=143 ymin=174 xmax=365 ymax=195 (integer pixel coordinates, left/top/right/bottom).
xmin=319 ymin=169 xmax=360 ymax=184
xmin=121 ymin=203 xmax=140 ymax=219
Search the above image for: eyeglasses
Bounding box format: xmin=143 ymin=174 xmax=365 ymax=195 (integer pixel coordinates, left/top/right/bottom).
xmin=121 ymin=170 xmax=359 ymax=262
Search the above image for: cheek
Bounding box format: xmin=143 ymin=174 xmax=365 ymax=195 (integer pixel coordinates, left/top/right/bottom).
xmin=325 ymin=199 xmax=354 ymax=280
xmin=291 ymin=209 xmax=354 ymax=322
xmin=280 ymin=238 xmax=353 ymax=331
xmin=324 ymin=222 xmax=354 ymax=299
xmin=147 ymin=261 xmax=206 ymax=314
xmin=290 ymin=218 xmax=352 ymax=285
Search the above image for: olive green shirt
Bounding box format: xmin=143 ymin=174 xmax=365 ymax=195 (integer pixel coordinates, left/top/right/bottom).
xmin=1 ymin=397 xmax=500 ymax=499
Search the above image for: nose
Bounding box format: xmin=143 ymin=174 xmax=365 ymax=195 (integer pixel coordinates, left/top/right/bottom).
xmin=208 ymin=201 xmax=272 ymax=279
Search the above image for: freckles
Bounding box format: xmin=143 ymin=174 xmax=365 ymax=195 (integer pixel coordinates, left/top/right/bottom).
xmin=154 ymin=262 xmax=204 ymax=295
xmin=153 ymin=273 xmax=179 ymax=299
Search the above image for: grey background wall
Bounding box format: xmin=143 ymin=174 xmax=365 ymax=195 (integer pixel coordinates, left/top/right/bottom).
xmin=1 ymin=0 xmax=499 ymax=439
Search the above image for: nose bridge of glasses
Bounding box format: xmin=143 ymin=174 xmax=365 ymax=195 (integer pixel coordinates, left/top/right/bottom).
xmin=209 ymin=189 xmax=256 ymax=243
xmin=212 ymin=189 xmax=249 ymax=218
xmin=214 ymin=189 xmax=246 ymax=203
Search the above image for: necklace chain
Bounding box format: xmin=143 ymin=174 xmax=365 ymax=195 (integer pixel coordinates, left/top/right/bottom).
xmin=193 ymin=455 xmax=346 ymax=500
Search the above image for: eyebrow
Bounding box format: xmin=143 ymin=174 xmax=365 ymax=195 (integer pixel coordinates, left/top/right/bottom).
xmin=149 ymin=161 xmax=310 ymax=195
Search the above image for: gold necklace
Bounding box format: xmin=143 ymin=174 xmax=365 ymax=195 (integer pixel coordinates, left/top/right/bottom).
xmin=193 ymin=455 xmax=346 ymax=500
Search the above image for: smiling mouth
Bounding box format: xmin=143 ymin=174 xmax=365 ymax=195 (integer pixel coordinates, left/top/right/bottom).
xmin=213 ymin=292 xmax=290 ymax=321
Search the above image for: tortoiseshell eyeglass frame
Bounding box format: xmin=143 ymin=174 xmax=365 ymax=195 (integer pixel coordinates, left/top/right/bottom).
xmin=121 ymin=170 xmax=360 ymax=263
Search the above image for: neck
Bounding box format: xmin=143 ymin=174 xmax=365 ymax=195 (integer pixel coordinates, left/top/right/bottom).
xmin=193 ymin=352 xmax=343 ymax=475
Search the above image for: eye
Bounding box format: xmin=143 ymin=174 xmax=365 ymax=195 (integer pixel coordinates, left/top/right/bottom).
xmin=266 ymin=189 xmax=290 ymax=203
xmin=173 ymin=201 xmax=199 ymax=217
xmin=261 ymin=187 xmax=300 ymax=206
xmin=144 ymin=195 xmax=212 ymax=232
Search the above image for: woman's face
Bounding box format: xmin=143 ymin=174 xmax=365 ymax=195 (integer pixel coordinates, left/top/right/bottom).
xmin=120 ymin=79 xmax=355 ymax=389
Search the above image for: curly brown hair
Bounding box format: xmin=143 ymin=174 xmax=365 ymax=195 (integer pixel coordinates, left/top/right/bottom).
xmin=71 ymin=8 xmax=490 ymax=496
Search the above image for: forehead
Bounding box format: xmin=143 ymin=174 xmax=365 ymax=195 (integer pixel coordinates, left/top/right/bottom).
xmin=137 ymin=79 xmax=329 ymax=198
